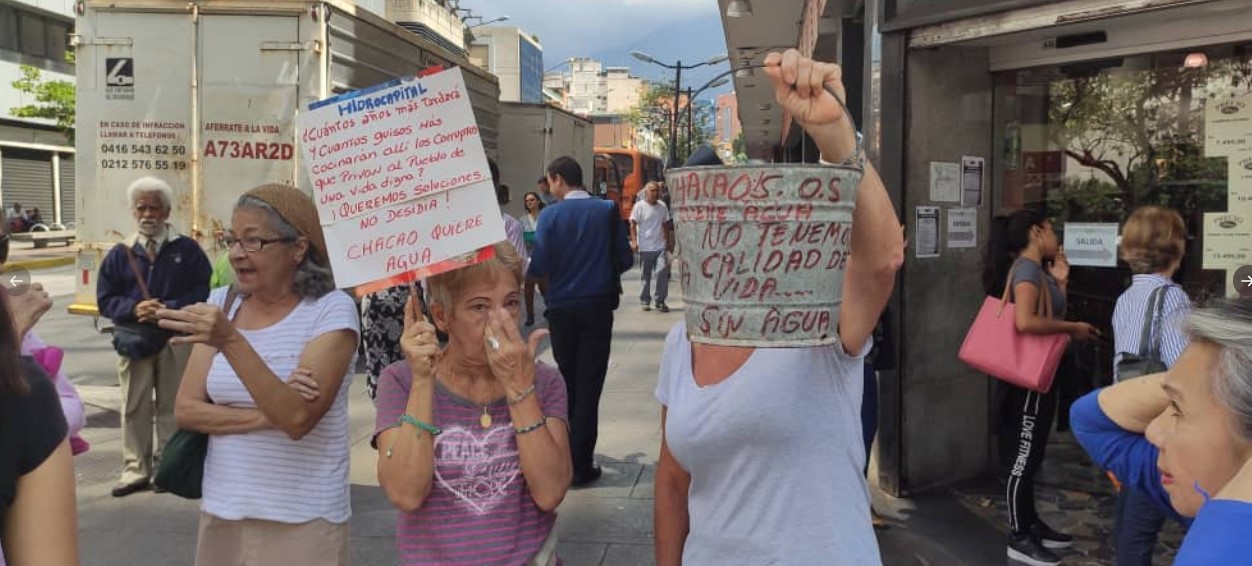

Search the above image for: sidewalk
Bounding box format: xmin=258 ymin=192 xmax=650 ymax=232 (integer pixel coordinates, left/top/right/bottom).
xmin=6 ymin=239 xmax=77 ymax=271
xmin=70 ymin=266 xmax=1006 ymax=565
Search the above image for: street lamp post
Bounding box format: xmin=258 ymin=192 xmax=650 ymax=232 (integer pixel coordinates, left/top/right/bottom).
xmin=683 ymin=76 xmax=730 ymax=157
xmin=630 ymin=50 xmax=728 ymax=166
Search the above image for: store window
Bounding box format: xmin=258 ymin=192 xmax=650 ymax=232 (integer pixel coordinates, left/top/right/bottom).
xmin=992 ymin=42 xmax=1252 ymax=373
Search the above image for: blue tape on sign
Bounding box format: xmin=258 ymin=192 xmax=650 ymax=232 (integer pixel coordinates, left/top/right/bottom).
xmin=309 ymin=76 xmax=411 ymax=111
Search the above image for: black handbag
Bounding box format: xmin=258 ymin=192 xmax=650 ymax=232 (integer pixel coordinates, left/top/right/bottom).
xmin=152 ymin=287 xmax=240 ymax=500
xmin=110 ymin=244 xmax=171 ymax=358
xmin=1116 ymin=285 xmax=1171 ymax=381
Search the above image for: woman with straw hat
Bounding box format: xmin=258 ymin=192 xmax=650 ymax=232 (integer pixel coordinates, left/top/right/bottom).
xmin=159 ymin=183 xmax=360 ymax=565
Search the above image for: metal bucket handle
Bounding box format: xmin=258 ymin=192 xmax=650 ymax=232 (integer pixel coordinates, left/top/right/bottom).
xmin=740 ymin=61 xmax=863 ymax=172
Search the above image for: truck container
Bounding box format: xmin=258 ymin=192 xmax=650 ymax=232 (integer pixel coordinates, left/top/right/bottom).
xmin=495 ymin=102 xmax=593 ymax=219
xmin=69 ymin=0 xmax=500 ymax=315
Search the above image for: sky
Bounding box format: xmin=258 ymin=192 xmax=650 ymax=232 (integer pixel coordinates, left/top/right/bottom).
xmin=460 ymin=0 xmax=735 ymax=99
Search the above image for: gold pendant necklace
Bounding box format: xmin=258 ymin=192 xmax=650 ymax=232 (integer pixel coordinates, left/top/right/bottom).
xmin=479 ymin=405 xmax=493 ymax=429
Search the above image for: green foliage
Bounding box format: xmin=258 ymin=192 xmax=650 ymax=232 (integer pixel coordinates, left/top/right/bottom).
xmin=10 ymin=59 xmax=76 ymax=144
xmin=627 ymin=82 xmax=716 ymax=163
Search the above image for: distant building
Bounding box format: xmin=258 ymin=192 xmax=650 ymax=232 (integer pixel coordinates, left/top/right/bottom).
xmin=386 ymin=0 xmax=467 ymax=56
xmin=0 ymin=0 xmax=76 ymax=226
xmin=715 ymin=92 xmax=741 ymax=160
xmin=469 ymin=26 xmax=543 ymax=103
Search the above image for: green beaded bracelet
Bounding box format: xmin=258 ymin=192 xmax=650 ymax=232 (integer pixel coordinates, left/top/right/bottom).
xmin=398 ymin=414 xmax=441 ymax=437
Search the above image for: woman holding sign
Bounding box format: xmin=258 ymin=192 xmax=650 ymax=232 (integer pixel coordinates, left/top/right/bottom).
xmin=653 ymin=50 xmax=904 ymax=564
xmin=161 ymin=184 xmax=360 ymax=565
xmin=373 ymin=241 xmax=571 ymax=566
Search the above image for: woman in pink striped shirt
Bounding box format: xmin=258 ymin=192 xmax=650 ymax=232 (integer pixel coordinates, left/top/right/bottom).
xmin=374 ymin=242 xmax=571 ymax=566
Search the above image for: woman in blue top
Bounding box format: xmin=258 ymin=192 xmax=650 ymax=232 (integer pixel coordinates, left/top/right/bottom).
xmin=1071 ymin=298 xmax=1252 ymax=565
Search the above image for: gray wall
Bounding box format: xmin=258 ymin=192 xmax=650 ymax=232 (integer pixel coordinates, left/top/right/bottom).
xmin=898 ymin=45 xmax=994 ymax=491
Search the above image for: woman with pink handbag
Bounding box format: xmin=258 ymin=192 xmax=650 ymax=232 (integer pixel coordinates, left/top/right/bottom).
xmin=981 ymin=209 xmax=1099 ymax=566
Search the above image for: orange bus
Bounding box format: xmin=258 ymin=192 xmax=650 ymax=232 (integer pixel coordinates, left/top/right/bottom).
xmin=595 ymin=148 xmax=664 ymax=220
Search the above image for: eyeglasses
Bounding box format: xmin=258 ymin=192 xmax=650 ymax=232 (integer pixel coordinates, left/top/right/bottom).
xmin=222 ymin=235 xmax=296 ymax=253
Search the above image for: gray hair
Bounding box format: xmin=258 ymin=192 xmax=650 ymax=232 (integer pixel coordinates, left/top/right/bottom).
xmin=1188 ymin=298 xmax=1252 ymax=441
xmin=127 ymin=176 xmax=173 ymax=211
xmin=235 ymin=196 xmax=335 ymax=299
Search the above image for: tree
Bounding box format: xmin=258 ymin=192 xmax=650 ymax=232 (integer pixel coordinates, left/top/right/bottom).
xmin=10 ymin=54 xmax=76 ymax=144
xmin=626 ymin=82 xmax=715 ymax=164
xmin=731 ymin=132 xmax=747 ymax=163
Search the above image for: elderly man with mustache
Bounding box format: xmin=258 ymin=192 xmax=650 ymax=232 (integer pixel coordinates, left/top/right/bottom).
xmin=97 ymin=176 xmax=212 ymax=497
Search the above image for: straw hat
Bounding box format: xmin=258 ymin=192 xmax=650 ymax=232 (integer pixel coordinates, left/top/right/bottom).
xmin=242 ymin=184 xmax=330 ymax=272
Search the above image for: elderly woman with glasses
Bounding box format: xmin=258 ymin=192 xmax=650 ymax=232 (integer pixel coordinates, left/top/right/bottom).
xmin=159 ymin=184 xmax=360 ymax=565
xmin=1072 ymin=298 xmax=1252 ymax=564
xmin=374 ymin=241 xmax=571 ymax=565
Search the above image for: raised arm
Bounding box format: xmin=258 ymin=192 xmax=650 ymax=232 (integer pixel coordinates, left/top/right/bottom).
xmin=763 ymin=50 xmax=903 ymax=355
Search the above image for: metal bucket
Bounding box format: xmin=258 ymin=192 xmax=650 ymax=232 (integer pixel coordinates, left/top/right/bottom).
xmin=666 ymin=164 xmax=861 ymax=347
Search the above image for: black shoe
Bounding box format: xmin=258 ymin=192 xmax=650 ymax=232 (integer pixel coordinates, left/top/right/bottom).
xmin=572 ymin=465 xmax=603 ymax=487
xmin=152 ymin=484 xmax=167 ymax=494
xmin=656 ymin=302 xmax=670 ymax=313
xmin=1029 ymin=521 xmax=1073 ymax=550
xmin=111 ymin=478 xmax=151 ymax=498
xmin=641 ymin=302 xmax=652 ymax=312
xmin=1008 ymin=533 xmax=1061 ymax=566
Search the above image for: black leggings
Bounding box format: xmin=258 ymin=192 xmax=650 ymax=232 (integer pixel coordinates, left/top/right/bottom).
xmin=1003 ymin=383 xmax=1059 ymax=534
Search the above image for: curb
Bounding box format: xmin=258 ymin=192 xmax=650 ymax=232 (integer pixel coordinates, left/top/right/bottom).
xmin=7 ymin=256 xmax=75 ymax=271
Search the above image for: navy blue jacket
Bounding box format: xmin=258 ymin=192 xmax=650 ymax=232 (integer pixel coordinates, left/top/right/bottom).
xmin=97 ymin=231 xmax=212 ymax=323
xmin=526 ymin=195 xmax=633 ymax=310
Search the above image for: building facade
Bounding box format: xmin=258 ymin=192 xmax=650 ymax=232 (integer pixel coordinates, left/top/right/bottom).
xmin=717 ymin=0 xmax=1252 ymax=497
xmin=385 ymin=0 xmax=467 ymax=56
xmin=714 ymin=91 xmax=740 ymax=160
xmin=0 ymin=0 xmax=76 ymax=227
xmin=469 ymin=26 xmax=544 ymax=103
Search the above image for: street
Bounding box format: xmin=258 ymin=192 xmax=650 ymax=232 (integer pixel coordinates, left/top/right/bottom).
xmin=35 ymin=261 xmax=1007 ymax=566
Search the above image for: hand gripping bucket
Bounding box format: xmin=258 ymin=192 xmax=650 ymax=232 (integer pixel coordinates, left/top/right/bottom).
xmin=665 ymin=161 xmax=862 ymax=347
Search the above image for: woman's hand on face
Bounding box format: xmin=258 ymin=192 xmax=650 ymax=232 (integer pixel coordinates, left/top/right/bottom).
xmin=400 ymin=294 xmax=439 ymax=383
xmin=157 ymin=303 xmax=238 ymax=349
xmin=484 ymin=308 xmax=547 ymax=393
xmin=286 ymin=367 xmax=320 ymax=402
xmin=1049 ymin=247 xmax=1071 ymax=283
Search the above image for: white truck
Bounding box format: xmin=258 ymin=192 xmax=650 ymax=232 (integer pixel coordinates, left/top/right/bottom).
xmin=69 ymin=0 xmax=501 ymax=316
xmin=495 ymin=102 xmax=593 ymax=219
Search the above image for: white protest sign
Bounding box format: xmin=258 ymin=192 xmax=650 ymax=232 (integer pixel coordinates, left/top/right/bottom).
xmin=297 ymin=68 xmax=505 ymax=289
xmin=1063 ymin=222 xmax=1118 ymax=267
xmin=297 ymin=69 xmax=491 ymax=223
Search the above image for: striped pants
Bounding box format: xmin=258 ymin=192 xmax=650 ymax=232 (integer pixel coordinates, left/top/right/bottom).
xmin=1004 ymin=383 xmax=1058 ymax=534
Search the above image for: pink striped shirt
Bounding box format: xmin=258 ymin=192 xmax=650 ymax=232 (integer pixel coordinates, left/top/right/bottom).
xmin=373 ymin=361 xmax=568 ymax=566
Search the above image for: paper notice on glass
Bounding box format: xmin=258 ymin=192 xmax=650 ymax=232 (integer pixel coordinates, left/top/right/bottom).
xmin=1063 ymin=223 xmax=1119 ymax=267
xmin=947 ymin=208 xmax=977 ymax=249
xmin=915 ymin=206 xmax=940 ymax=258
xmin=1202 ymin=212 xmax=1252 ymax=270
xmin=1229 ymin=156 xmax=1252 ymax=214
xmin=930 ymin=162 xmax=960 ymax=203
xmin=961 ymin=156 xmax=985 ymax=208
xmin=1205 ymin=94 xmax=1252 ymax=158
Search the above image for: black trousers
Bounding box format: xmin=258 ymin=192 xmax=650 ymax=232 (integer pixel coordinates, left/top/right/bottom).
xmin=546 ymin=304 xmax=615 ymax=474
xmin=1003 ymin=382 xmax=1059 ymax=534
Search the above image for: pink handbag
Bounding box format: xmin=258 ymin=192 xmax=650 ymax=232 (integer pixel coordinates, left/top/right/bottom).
xmin=958 ymin=263 xmax=1070 ymax=393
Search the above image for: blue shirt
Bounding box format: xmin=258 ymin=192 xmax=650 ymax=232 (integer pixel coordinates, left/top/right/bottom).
xmin=1069 ymin=390 xmax=1252 ymax=565
xmin=1112 ymin=274 xmax=1190 ymax=381
xmin=525 ymin=191 xmax=633 ymax=310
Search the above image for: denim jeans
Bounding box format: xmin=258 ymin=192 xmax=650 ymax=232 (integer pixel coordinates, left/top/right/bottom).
xmin=638 ymin=250 xmax=670 ymax=305
xmin=1114 ymin=484 xmax=1167 ymax=566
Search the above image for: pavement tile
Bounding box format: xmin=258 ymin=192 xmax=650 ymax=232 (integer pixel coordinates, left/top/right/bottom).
xmin=601 ymin=543 xmax=654 ymax=566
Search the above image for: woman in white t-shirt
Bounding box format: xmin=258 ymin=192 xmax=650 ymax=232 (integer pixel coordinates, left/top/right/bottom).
xmin=653 ymin=51 xmax=904 ymax=565
xmin=159 ymin=184 xmax=360 ymax=566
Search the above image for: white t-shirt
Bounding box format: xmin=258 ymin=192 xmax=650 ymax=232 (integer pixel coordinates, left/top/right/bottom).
xmin=630 ymin=200 xmax=670 ymax=253
xmin=655 ymin=322 xmax=881 ymax=565
xmin=201 ymin=287 xmax=360 ymax=524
